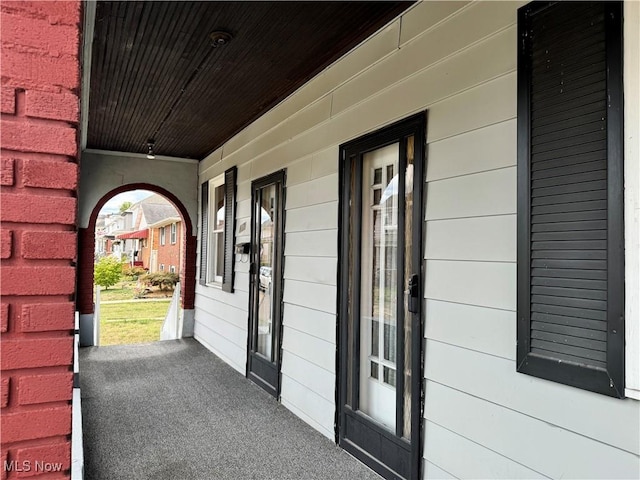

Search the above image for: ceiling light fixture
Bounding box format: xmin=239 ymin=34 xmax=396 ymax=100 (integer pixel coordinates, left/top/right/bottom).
xmin=146 ymin=139 xmax=155 ymax=159
xmin=209 ymin=31 xmax=232 ymax=48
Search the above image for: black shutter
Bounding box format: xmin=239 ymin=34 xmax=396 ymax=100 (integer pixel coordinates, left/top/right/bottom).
xmin=222 ymin=166 xmax=237 ymax=293
xmin=517 ymin=2 xmax=624 ymax=397
xmin=200 ymin=181 xmax=209 ymax=286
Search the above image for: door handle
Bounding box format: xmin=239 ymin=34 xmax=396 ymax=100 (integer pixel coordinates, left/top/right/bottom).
xmin=408 ymin=274 xmax=420 ymax=313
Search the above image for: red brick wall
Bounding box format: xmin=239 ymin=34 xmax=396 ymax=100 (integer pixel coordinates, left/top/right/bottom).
xmin=155 ymin=222 xmax=182 ymax=273
xmin=0 ymin=2 xmax=81 ymax=478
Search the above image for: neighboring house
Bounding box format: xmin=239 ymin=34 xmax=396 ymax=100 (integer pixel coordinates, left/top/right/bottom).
xmin=2 ymin=2 xmax=639 ymax=480
xmin=151 ymin=220 xmax=181 ymax=274
xmin=94 ymin=210 xmax=133 ymax=259
xmin=119 ymin=194 xmax=182 ymax=272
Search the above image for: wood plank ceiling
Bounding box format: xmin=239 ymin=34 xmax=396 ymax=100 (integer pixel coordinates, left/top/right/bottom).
xmin=87 ymin=1 xmax=412 ymax=160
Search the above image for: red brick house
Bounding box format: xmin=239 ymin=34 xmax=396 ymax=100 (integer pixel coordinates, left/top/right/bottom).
xmin=114 ymin=194 xmax=182 ymax=272
xmin=152 ymin=220 xmax=182 ymax=274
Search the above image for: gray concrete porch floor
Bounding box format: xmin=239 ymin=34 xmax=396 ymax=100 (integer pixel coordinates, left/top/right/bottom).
xmin=80 ymin=339 xmax=381 ymax=480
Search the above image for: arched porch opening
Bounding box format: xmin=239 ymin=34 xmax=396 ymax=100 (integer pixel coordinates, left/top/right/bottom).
xmin=77 ymin=183 xmax=196 ymax=344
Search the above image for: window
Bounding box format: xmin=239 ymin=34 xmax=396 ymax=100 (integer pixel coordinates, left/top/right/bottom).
xmin=517 ymin=2 xmax=624 ymax=397
xmin=170 ymin=265 xmax=176 ymax=273
xmin=200 ymin=166 xmax=237 ymax=292
xmin=160 ymin=264 xmax=165 ymax=271
xmin=170 ymin=223 xmax=177 ymax=244
xmin=159 ymin=227 xmax=166 ymax=246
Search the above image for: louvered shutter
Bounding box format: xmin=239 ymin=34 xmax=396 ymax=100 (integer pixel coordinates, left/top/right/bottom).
xmin=222 ymin=166 xmax=237 ymax=293
xmin=200 ymin=181 xmax=209 ymax=286
xmin=517 ymin=1 xmax=624 ymax=397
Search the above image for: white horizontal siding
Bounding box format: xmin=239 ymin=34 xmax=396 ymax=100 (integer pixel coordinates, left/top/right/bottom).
xmin=284 ymin=256 xmax=337 ymax=286
xmin=283 ymin=303 xmax=336 ymax=345
xmin=192 ymin=0 xmax=640 ymax=477
xmin=399 ymin=1 xmax=470 ymax=47
xmin=286 ymin=173 xmax=338 ymax=209
xmin=425 ymin=215 xmax=516 ymax=263
xmin=423 ymin=460 xmax=458 ymax=480
xmin=425 ymin=167 xmax=516 ymax=221
xmin=425 ymin=299 xmax=515 ymax=361
xmin=281 ymin=350 xmax=335 ymax=403
xmin=280 ymin=375 xmax=335 ymax=440
xmin=282 ymin=279 xmax=336 ymax=315
xmin=426 ymin=119 xmax=516 ymax=182
xmin=424 ymin=421 xmax=547 ymax=479
xmin=194 ymin=323 xmax=245 ymax=375
xmin=331 ymin=2 xmax=520 ymax=115
xmin=424 ymin=380 xmax=639 ymax=479
xmin=285 ymin=202 xmax=338 ymax=233
xmin=285 ymin=230 xmax=337 ymax=258
xmin=424 ymin=260 xmax=516 ymax=311
xmin=281 ymin=326 xmax=334 ymax=373
xmin=196 ymin=283 xmax=249 ymax=312
xmin=427 ymin=72 xmax=516 ymax=143
xmin=426 ymin=340 xmax=640 ymax=455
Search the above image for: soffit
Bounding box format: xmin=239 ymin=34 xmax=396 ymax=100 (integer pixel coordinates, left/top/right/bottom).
xmin=87 ymin=1 xmax=411 ymax=159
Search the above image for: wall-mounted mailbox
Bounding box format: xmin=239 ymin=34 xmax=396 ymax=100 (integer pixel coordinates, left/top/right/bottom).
xmin=235 ymin=242 xmax=250 ymax=255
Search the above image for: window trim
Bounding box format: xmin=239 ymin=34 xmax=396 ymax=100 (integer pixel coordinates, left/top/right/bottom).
xmin=170 ymin=222 xmax=177 ymax=244
xmin=207 ymin=174 xmax=226 ymax=286
xmin=200 ymin=166 xmax=237 ymax=291
xmin=516 ymin=1 xmax=625 ymax=397
xmin=159 ymin=226 xmax=166 ymax=246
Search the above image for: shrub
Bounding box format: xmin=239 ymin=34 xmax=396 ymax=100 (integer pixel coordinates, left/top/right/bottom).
xmin=122 ymin=264 xmax=148 ymax=280
xmin=94 ymin=257 xmax=123 ymax=289
xmin=140 ymin=272 xmax=179 ymax=291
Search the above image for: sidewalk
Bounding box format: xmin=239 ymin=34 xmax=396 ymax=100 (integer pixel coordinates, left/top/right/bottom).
xmin=99 ymin=298 xmax=172 ymax=304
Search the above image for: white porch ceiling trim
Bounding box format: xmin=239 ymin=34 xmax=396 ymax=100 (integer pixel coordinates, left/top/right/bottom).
xmin=83 ymin=148 xmax=199 ymax=165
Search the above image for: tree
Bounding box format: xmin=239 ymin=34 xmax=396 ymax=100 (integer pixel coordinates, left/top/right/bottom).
xmin=94 ymin=256 xmax=123 ymax=289
xmin=119 ymin=201 xmax=133 ymax=213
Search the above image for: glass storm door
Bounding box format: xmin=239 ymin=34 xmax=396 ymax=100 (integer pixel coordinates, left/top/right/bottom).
xmin=338 ymin=114 xmax=425 ymax=480
xmin=247 ymin=170 xmax=285 ymax=397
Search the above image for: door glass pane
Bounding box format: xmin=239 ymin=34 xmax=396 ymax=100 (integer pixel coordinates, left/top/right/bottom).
xmin=359 ymin=143 xmax=399 ymax=431
xmin=215 ymin=232 xmax=224 ymax=278
xmin=346 ymin=157 xmax=357 ymax=406
xmin=403 ymin=135 xmax=415 ymax=439
xmin=256 ymin=185 xmax=276 ymax=359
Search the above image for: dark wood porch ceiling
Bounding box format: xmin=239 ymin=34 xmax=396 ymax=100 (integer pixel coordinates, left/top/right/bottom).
xmin=87 ymin=1 xmax=412 ymax=160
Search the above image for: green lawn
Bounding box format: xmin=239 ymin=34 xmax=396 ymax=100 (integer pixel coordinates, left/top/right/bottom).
xmin=97 ymin=281 xmax=137 ymax=301
xmin=99 ymin=300 xmax=170 ymax=346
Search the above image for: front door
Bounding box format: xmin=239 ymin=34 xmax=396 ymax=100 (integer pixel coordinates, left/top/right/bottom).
xmin=338 ymin=114 xmax=425 ymax=480
xmin=247 ymin=170 xmax=285 ymax=397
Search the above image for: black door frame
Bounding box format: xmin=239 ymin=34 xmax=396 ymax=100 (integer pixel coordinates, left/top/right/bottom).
xmin=247 ymin=169 xmax=286 ymax=398
xmin=336 ymin=113 xmax=426 ymax=480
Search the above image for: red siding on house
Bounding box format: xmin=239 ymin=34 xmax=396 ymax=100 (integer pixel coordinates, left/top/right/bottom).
xmin=0 ymin=2 xmax=81 ymax=478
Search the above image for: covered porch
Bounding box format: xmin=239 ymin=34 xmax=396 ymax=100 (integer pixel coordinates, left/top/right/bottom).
xmin=80 ymin=339 xmax=379 ymax=480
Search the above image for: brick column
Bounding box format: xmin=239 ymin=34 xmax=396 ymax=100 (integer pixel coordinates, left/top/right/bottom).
xmin=76 ymin=228 xmax=95 ymax=315
xmin=0 ymin=2 xmax=81 ymax=478
xmin=181 ymin=235 xmax=197 ymax=310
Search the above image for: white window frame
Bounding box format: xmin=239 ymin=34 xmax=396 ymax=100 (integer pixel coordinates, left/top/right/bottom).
xmin=207 ymin=173 xmax=226 ymax=286
xmin=160 ymin=264 xmax=165 ymax=271
xmin=159 ymin=226 xmax=166 ymax=246
xmin=170 ymin=223 xmax=177 ymax=244
xmin=170 ymin=265 xmax=176 ymax=273
xmin=624 ymin=2 xmax=640 ymax=400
